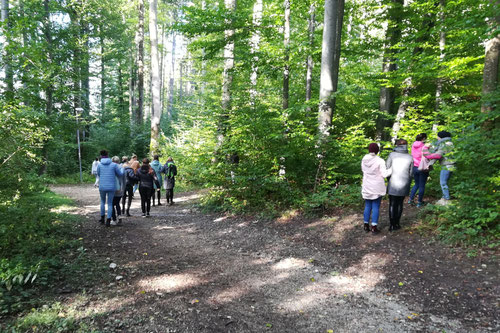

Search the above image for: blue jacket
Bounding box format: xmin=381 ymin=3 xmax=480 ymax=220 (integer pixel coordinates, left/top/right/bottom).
xmin=97 ymin=158 xmax=124 ymax=191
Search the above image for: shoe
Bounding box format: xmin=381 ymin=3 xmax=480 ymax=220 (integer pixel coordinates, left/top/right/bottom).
xmin=118 ymin=218 xmax=122 ymax=225
xmin=110 ymin=220 xmax=118 ymax=226
xmin=142 ymin=213 xmax=146 ymax=218
xmin=152 ymin=202 xmax=155 ymax=206
xmin=364 ymin=223 xmax=370 ymax=232
xmin=407 ymin=198 xmax=415 ymax=205
xmin=146 ymin=213 xmax=151 ymax=218
xmin=106 ymin=218 xmax=111 ymax=227
xmin=371 ymin=225 xmax=380 ymax=234
xmin=394 ymin=223 xmax=401 ymax=230
xmin=389 ymin=224 xmax=394 ymax=232
xmin=416 ymin=202 xmax=425 ymax=208
xmin=126 ymin=211 xmax=131 ymax=217
xmin=158 ymin=202 xmax=162 ymax=206
xmin=169 ymin=202 xmax=174 ymax=206
xmin=436 ymin=198 xmax=450 ymax=206
xmin=99 ymin=216 xmax=105 ymax=224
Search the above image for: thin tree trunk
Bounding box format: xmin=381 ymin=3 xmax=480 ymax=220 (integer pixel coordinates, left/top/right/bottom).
xmin=217 ymin=0 xmax=237 ymax=157
xmin=179 ymin=60 xmax=184 ymax=104
xmin=305 ymin=2 xmax=316 ymax=114
xmin=1 ymin=0 xmax=13 ymax=100
xmin=118 ymin=61 xmax=125 ymax=116
xmin=168 ymin=11 xmax=177 ymax=119
xmin=129 ymin=48 xmax=137 ymax=126
xmin=81 ymin=21 xmax=90 ymax=139
xmin=250 ymin=0 xmax=262 ymax=104
xmin=318 ymin=0 xmax=345 ymax=140
xmin=481 ymin=0 xmax=500 ymax=115
xmin=40 ymin=0 xmax=53 ymax=175
xmin=100 ymin=31 xmax=105 ymax=117
xmin=434 ymin=0 xmax=446 ymax=113
xmin=283 ymin=0 xmax=290 ymax=110
xmin=376 ymin=0 xmax=403 ymax=140
xmin=160 ymin=23 xmax=166 ymax=114
xmin=149 ymin=0 xmax=162 ymax=154
xmin=20 ymin=0 xmax=29 ymax=104
xmin=136 ymin=0 xmax=145 ymax=125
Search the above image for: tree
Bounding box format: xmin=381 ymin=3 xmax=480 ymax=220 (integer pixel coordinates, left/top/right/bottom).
xmin=282 ymin=0 xmax=290 ymax=110
xmin=136 ymin=0 xmax=145 ymax=125
xmin=481 ymin=0 xmax=500 ymax=115
xmin=149 ymin=0 xmax=162 ymax=154
xmin=318 ymin=0 xmax=345 ymax=140
xmin=1 ymin=0 xmax=13 ymax=100
xmin=305 ymin=2 xmax=316 ymax=114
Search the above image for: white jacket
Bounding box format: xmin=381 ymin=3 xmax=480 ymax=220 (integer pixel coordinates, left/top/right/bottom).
xmin=361 ymin=153 xmax=391 ymax=200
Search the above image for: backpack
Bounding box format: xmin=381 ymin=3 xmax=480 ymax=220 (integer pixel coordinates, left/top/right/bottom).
xmin=166 ymin=162 xmax=176 ymax=178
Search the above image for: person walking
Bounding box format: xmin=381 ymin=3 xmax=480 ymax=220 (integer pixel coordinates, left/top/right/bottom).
xmin=97 ymin=150 xmax=124 ymax=227
xmin=137 ymin=158 xmax=156 ymax=217
xmin=123 ymin=161 xmax=140 ymax=216
xmin=409 ymin=133 xmax=430 ymax=207
xmin=131 ymin=154 xmax=139 ymax=195
xmin=162 ymin=157 xmax=178 ymax=205
xmin=426 ymin=131 xmax=455 ymax=206
xmin=361 ymin=143 xmax=392 ymax=234
xmin=386 ymin=139 xmax=414 ymax=231
xmin=91 ymin=158 xmax=100 ymax=187
xmin=111 ymin=156 xmax=125 ymax=225
xmin=151 ymin=155 xmax=163 ymax=206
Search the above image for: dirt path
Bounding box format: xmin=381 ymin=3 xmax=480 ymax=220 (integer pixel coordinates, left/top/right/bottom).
xmin=51 ymin=184 xmax=498 ymax=332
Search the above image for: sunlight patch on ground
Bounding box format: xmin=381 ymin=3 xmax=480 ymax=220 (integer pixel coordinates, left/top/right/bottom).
xmin=174 ymin=193 xmax=202 ymax=203
xmin=49 ymin=205 xmax=74 ymax=213
xmin=73 ymin=295 xmax=135 ymax=318
xmin=214 ymin=216 xmax=228 ymax=223
xmin=137 ymin=273 xmax=206 ymax=293
xmin=152 ymin=225 xmax=177 ymax=230
xmin=273 ymin=257 xmax=310 ymax=270
xmin=276 ymin=209 xmax=300 ymax=225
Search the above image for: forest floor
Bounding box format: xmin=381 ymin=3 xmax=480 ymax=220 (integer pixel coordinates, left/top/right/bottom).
xmin=46 ymin=184 xmax=498 ymax=333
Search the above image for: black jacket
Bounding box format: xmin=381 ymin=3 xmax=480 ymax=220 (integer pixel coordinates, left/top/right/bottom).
xmin=124 ymin=167 xmax=139 ymax=186
xmin=137 ymin=166 xmax=155 ymax=188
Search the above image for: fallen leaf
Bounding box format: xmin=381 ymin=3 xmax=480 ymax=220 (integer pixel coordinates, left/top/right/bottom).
xmin=310 ymin=278 xmax=315 ymax=282
xmin=327 ymin=330 xmax=333 ymax=333
xmin=143 ymin=253 xmax=148 ymax=256
xmin=140 ymin=290 xmax=146 ymax=294
xmin=418 ymin=270 xmax=423 ymax=274
xmin=190 ymin=299 xmax=199 ymax=304
xmin=398 ymin=282 xmax=404 ymax=286
xmin=266 ymin=323 xmax=272 ymax=328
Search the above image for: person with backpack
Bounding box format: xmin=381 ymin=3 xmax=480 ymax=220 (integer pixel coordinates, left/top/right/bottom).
xmin=426 ymin=131 xmax=455 ymax=206
xmin=111 ymin=156 xmax=126 ymax=225
xmin=137 ymin=158 xmax=157 ymax=217
xmin=408 ymin=133 xmax=430 ymax=207
xmin=150 ymin=155 xmax=163 ymax=206
xmin=361 ymin=143 xmax=392 ymax=234
xmin=97 ymin=150 xmax=124 ymax=227
xmin=162 ymin=157 xmax=178 ymax=205
xmin=122 ymin=161 xmax=140 ymax=216
xmin=386 ymin=139 xmax=414 ymax=231
xmin=91 ymin=158 xmax=100 ymax=187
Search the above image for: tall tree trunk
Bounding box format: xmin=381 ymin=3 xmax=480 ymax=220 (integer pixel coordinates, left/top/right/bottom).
xmin=1 ymin=0 xmax=13 ymax=100
xmin=20 ymin=0 xmax=29 ymax=104
xmin=305 ymin=2 xmax=316 ymax=114
xmin=282 ymin=0 xmax=290 ymax=110
xmin=149 ymin=0 xmax=162 ymax=154
xmin=168 ymin=11 xmax=177 ymax=120
xmin=179 ymin=60 xmax=184 ymax=104
xmin=481 ymin=0 xmax=500 ymax=115
xmin=250 ymin=0 xmax=262 ymax=104
xmin=118 ymin=61 xmax=125 ymax=116
xmin=317 ymin=0 xmax=345 ymax=140
xmin=129 ymin=48 xmax=137 ymax=126
xmin=160 ymin=23 xmax=166 ymax=114
xmin=376 ymin=0 xmax=403 ymax=140
xmin=217 ymin=0 xmax=237 ymax=157
xmin=81 ymin=21 xmax=90 ymax=140
xmin=39 ymin=0 xmax=53 ymax=175
xmin=136 ymin=0 xmax=145 ymax=125
xmin=434 ymin=0 xmax=446 ymax=113
xmin=100 ymin=31 xmax=106 ymax=117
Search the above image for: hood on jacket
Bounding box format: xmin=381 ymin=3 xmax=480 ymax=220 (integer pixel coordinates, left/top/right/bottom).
xmin=393 ymin=145 xmax=408 ymax=153
xmin=100 ymin=158 xmax=112 ymax=165
xmin=151 ymin=160 xmax=161 ymax=166
xmin=362 ymin=153 xmax=379 ymax=170
xmin=412 ymin=141 xmax=425 ymax=150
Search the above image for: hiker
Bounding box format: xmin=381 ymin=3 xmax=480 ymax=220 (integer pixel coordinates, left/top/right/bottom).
xmin=361 ymin=143 xmax=392 ymax=234
xmin=120 ymin=155 xmax=129 ymax=167
xmin=426 ymin=131 xmax=455 ymax=206
xmin=111 ymin=156 xmax=126 ymax=225
xmin=97 ymin=150 xmax=124 ymax=227
xmin=409 ymin=133 xmax=430 ymax=207
xmin=131 ymin=154 xmax=139 ymax=195
xmin=151 ymin=155 xmax=163 ymax=206
xmin=91 ymin=158 xmax=99 ymax=187
xmin=386 ymin=139 xmax=414 ymax=231
xmin=137 ymin=158 xmax=156 ymax=217
xmin=123 ymin=160 xmax=140 ymax=216
xmin=162 ymin=157 xmax=178 ymax=205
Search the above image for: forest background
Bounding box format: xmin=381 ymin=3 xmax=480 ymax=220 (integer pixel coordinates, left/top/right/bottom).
xmin=0 ymin=0 xmax=498 ymax=315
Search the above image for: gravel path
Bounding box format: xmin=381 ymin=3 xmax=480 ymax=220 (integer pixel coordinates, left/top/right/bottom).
xmin=51 ymin=184 xmax=498 ymax=333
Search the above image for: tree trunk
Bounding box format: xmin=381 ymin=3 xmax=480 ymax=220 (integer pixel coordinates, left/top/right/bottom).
xmin=39 ymin=0 xmax=53 ymax=175
xmin=81 ymin=21 xmax=90 ymax=140
xmin=168 ymin=11 xmax=177 ymax=120
xmin=282 ymin=0 xmax=290 ymax=110
xmin=250 ymin=0 xmax=262 ymax=103
xmin=305 ymin=2 xmax=316 ymax=114
xmin=149 ymin=0 xmax=162 ymax=154
xmin=1 ymin=0 xmax=13 ymax=100
xmin=160 ymin=23 xmax=166 ymax=114
xmin=481 ymin=0 xmax=500 ymax=115
xmin=376 ymin=0 xmax=403 ymax=140
xmin=434 ymin=0 xmax=446 ymax=113
xmin=118 ymin=61 xmax=125 ymax=116
xmin=217 ymin=0 xmax=237 ymax=156
xmin=129 ymin=48 xmax=137 ymax=126
xmin=318 ymin=0 xmax=345 ymax=140
xmin=136 ymin=0 xmax=145 ymax=125
xmin=100 ymin=31 xmax=106 ymax=117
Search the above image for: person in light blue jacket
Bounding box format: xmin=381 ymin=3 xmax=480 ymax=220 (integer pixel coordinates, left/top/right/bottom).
xmin=150 ymin=155 xmax=163 ymax=206
xmin=97 ymin=150 xmax=124 ymax=227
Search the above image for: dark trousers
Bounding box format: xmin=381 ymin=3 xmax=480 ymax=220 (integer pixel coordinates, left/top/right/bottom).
xmin=139 ymin=186 xmax=152 ymax=214
xmin=112 ymin=195 xmax=122 ymax=220
xmin=166 ymin=189 xmax=174 ymax=203
xmin=152 ymin=189 xmax=161 ymax=205
xmin=389 ymin=195 xmax=405 ymax=226
xmin=122 ymin=185 xmax=133 ymax=212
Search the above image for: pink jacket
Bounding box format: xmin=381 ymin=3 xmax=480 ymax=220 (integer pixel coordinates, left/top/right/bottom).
xmin=361 ymin=153 xmax=392 ymax=200
xmin=411 ymin=141 xmax=425 ymax=167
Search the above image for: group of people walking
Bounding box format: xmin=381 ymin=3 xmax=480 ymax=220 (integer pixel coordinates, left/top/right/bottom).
xmin=93 ymin=150 xmax=178 ymax=227
xmin=361 ymin=131 xmax=455 ymax=233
